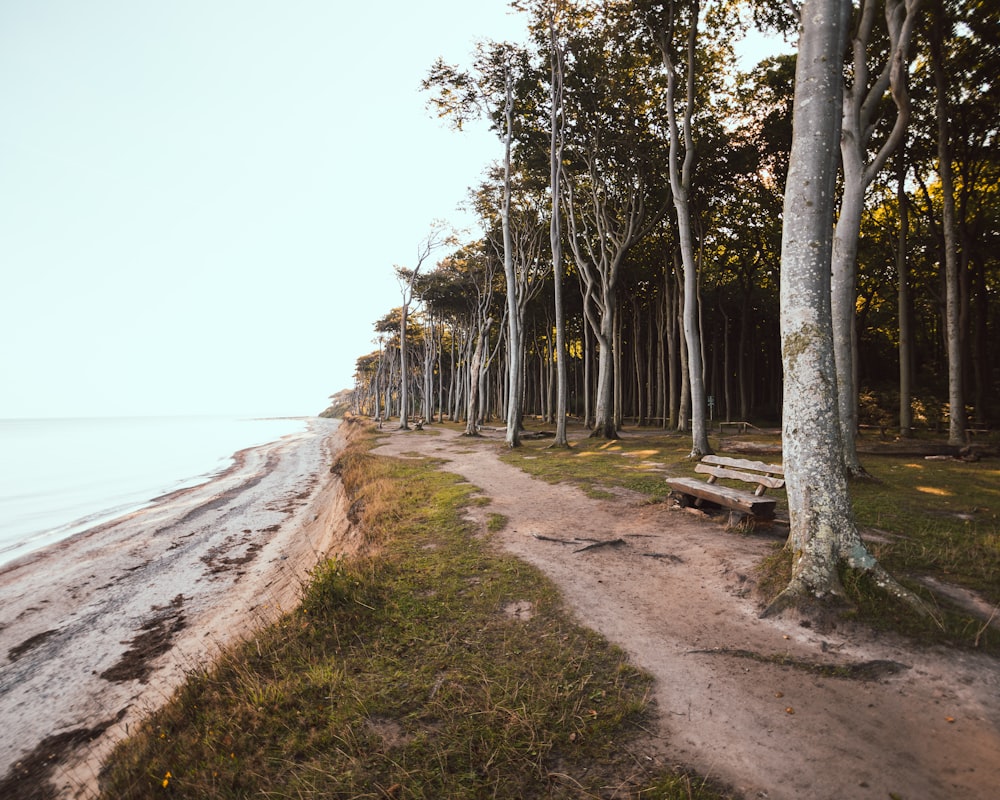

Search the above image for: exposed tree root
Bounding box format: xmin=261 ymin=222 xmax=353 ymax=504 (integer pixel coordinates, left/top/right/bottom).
xmin=760 ymin=578 xmax=850 ymax=621
xmin=761 ymin=562 xmax=942 ymax=628
xmin=845 ymin=465 xmax=880 ymax=483
xmin=866 ymin=563 xmax=943 ymax=626
xmin=589 ymin=424 xmax=619 ymax=440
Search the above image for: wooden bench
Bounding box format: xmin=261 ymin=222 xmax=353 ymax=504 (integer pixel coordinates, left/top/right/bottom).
xmin=667 ymin=455 xmax=784 ymax=520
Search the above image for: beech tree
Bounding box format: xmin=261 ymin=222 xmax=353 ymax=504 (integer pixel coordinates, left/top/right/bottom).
xmin=545 ymin=1 xmax=570 ymax=446
xmin=394 ymin=224 xmax=450 ymax=430
xmin=424 ymin=42 xmax=533 ymax=447
xmin=770 ymin=0 xmax=926 ymax=614
xmin=643 ymin=0 xmax=715 ymax=457
xmin=561 ymin=2 xmax=669 ymax=438
xmin=927 ymin=0 xmax=964 ymax=445
xmin=830 ymin=0 xmax=923 ymax=475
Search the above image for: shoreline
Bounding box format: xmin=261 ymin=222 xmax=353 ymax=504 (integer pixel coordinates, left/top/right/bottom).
xmin=0 ymin=416 xmax=311 ymax=571
xmin=0 ymin=417 xmax=356 ymax=799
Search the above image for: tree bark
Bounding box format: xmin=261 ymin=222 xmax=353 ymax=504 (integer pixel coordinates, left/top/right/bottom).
xmin=768 ymin=0 xmax=928 ymax=617
xmin=657 ymin=0 xmax=712 ymax=457
xmin=500 ymin=66 xmax=522 ymax=449
xmin=830 ymin=0 xmax=922 ymax=475
xmin=549 ymin=5 xmax=569 ymax=447
xmin=896 ymin=143 xmax=913 ymax=437
xmin=928 ymin=3 xmax=965 ymax=445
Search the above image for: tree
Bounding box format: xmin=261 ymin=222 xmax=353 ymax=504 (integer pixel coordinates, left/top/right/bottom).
xmin=769 ymin=0 xmax=926 ymax=615
xmin=927 ymin=0 xmax=964 ymax=445
xmin=546 ymin=1 xmax=570 ymax=446
xmin=896 ymin=142 xmax=914 ymax=436
xmin=831 ymin=0 xmax=923 ymax=475
xmin=395 ymin=224 xmax=450 ymax=430
xmin=645 ymin=0 xmax=714 ymax=457
xmin=560 ymin=3 xmax=669 ymax=439
xmin=424 ymin=41 xmax=534 ymax=447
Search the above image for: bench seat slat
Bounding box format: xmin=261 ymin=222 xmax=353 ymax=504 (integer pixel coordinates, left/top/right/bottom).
xmin=700 ymin=454 xmax=784 ymax=476
xmin=667 ymin=477 xmax=777 ymax=518
xmin=693 ymin=463 xmax=786 ymax=490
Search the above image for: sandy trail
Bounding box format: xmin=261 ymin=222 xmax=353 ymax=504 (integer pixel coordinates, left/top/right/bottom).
xmin=0 ymin=418 xmax=354 ymax=800
xmin=373 ymin=424 xmax=1000 ymax=800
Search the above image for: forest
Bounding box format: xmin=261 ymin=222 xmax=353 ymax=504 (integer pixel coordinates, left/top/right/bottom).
xmin=350 ymin=0 xmax=998 ymax=454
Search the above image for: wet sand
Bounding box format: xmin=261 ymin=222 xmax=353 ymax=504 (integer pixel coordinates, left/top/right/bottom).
xmin=0 ymin=417 xmax=356 ymax=799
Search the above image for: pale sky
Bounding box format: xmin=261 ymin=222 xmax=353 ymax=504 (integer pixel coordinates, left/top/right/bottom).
xmin=1 ymin=2 xmax=783 ymax=420
xmin=0 ymin=0 xmax=526 ymax=418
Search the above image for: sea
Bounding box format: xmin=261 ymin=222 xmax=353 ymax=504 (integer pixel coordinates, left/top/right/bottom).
xmin=0 ymin=415 xmax=309 ymax=569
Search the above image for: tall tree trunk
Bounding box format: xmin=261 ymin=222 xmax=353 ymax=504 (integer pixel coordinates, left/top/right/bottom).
xmin=464 ymin=319 xmax=492 ymax=436
xmin=592 ymin=308 xmax=617 ymax=439
xmin=929 ymin=2 xmax=965 ymax=445
xmin=721 ymin=305 xmax=732 ymax=423
xmin=831 ymin=0 xmax=922 ymax=474
xmin=896 ymin=143 xmax=913 ymax=437
xmin=656 ymin=292 xmax=668 ymax=428
xmin=739 ymin=288 xmax=751 ymax=420
xmin=583 ymin=319 xmax=592 ymax=429
xmin=398 ymin=304 xmax=412 ymax=430
xmin=549 ymin=5 xmax=569 ymax=447
xmin=971 ymin=256 xmax=987 ymax=426
xmin=666 ymin=268 xmax=679 ymax=429
xmin=768 ymin=0 xmax=925 ymax=617
xmin=500 ymin=68 xmax=522 ymax=448
xmin=657 ymin=0 xmax=711 ymax=457
xmin=613 ymin=305 xmax=624 ymax=430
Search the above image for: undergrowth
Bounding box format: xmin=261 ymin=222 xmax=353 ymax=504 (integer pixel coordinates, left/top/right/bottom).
xmin=99 ymin=422 xmax=728 ymax=799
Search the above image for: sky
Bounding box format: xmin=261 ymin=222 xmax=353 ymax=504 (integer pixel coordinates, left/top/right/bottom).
xmin=0 ymin=0 xmax=528 ymax=418
xmin=0 ymin=1 xmax=786 ymax=420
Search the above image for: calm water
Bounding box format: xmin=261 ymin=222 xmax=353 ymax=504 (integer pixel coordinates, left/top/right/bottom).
xmin=0 ymin=416 xmax=308 ymax=567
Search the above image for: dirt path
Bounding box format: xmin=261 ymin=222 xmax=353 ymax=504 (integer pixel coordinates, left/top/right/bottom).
xmin=0 ymin=419 xmax=353 ymax=800
xmin=373 ymin=424 xmax=1000 ymax=800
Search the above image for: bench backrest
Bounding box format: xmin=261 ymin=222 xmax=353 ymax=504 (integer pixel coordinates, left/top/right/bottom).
xmin=694 ymin=454 xmax=785 ymax=495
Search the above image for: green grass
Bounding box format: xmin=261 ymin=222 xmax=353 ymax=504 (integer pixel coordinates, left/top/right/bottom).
xmin=99 ymin=424 xmax=729 ymax=800
xmin=498 ymin=422 xmax=1000 ymax=651
xmin=497 ymin=428 xmax=702 ymax=501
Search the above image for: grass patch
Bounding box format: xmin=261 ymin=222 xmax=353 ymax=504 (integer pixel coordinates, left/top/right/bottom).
xmin=487 ymin=512 xmax=508 ymax=533
xmin=848 ymin=456 xmax=1000 ymax=602
xmin=497 ymin=429 xmax=698 ymax=502
xmin=99 ymin=424 xmax=729 ymax=799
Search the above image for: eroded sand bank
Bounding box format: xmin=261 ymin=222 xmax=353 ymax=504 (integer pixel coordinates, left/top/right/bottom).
xmin=0 ymin=417 xmax=357 ymax=799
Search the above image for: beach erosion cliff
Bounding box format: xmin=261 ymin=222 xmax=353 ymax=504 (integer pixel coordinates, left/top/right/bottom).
xmin=0 ymin=417 xmax=360 ymax=800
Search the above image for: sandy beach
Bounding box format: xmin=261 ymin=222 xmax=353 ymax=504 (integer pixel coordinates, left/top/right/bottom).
xmin=0 ymin=417 xmax=355 ymax=800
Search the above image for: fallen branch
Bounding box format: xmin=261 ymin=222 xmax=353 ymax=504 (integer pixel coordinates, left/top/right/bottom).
xmin=573 ymin=538 xmax=626 ymax=554
xmin=531 ymin=533 xmax=602 ymax=545
xmin=531 ymin=533 xmax=576 ymax=544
